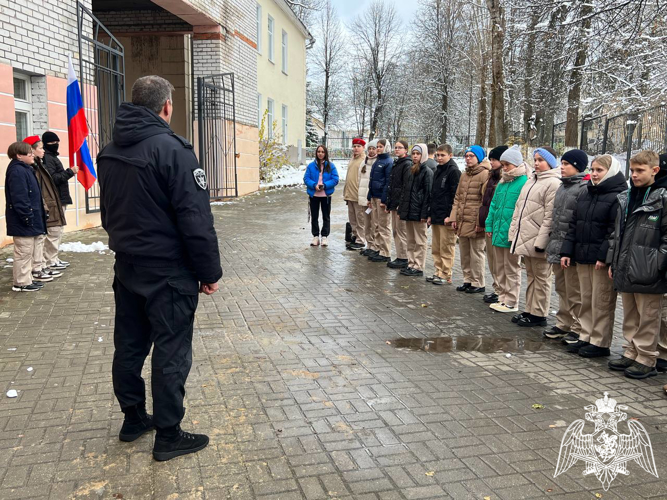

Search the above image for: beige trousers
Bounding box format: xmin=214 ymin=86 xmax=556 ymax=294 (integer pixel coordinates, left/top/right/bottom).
xmin=347 ymin=202 xmax=367 ymax=246
xmin=391 ymin=210 xmax=407 ymax=260
xmin=492 ymin=246 xmax=522 ymax=307
xmin=13 ymin=236 xmax=37 ymax=286
xmin=577 ymin=264 xmax=616 ymax=346
xmin=657 ymin=294 xmax=667 ymax=360
xmin=621 ymin=292 xmax=662 ymax=367
xmin=459 ymin=236 xmax=486 ymax=287
xmin=431 ymin=224 xmax=457 ymax=280
xmin=406 ymin=221 xmax=428 ymax=271
xmin=523 ymin=256 xmax=553 ymax=317
xmin=363 ymin=212 xmax=374 ymax=251
xmin=553 ymin=264 xmax=584 ymax=335
xmin=32 ymin=234 xmax=46 ymax=272
xmin=44 ymin=225 xmax=64 ymax=267
xmin=370 ymin=198 xmax=391 ymax=257
xmin=485 ymin=234 xmax=499 ymax=294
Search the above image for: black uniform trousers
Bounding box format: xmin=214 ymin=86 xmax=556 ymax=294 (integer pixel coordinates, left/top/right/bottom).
xmin=310 ymin=196 xmax=331 ymax=237
xmin=112 ymin=259 xmax=199 ymax=430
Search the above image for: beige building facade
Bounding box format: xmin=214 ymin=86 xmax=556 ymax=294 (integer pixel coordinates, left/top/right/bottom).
xmin=256 ymin=0 xmax=311 ymax=155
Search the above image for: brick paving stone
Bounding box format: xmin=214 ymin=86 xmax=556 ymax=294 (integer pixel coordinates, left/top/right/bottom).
xmin=0 ymin=184 xmax=666 ymax=499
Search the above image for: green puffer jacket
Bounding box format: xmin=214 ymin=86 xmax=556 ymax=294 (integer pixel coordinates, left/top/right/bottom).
xmin=485 ymin=163 xmax=529 ymax=248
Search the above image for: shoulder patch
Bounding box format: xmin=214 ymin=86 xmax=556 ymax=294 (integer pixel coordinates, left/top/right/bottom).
xmin=193 ymin=168 xmax=208 ymax=190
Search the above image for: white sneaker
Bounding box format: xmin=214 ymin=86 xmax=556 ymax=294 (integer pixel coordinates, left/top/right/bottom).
xmin=321 ymin=237 xmax=328 ymax=247
xmin=495 ymin=303 xmax=519 ymax=313
xmin=310 ymin=236 xmax=320 ymax=247
xmin=490 ymin=302 xmax=503 ymax=311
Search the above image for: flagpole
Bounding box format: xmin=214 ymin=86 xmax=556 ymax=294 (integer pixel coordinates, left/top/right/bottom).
xmin=74 ymin=150 xmax=79 ymax=227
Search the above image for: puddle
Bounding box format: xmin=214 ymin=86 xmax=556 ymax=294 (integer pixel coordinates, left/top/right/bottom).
xmin=391 ymin=336 xmax=546 ymax=353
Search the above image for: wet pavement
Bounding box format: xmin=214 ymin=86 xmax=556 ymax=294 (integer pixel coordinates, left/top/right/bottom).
xmin=1 ymin=184 xmax=667 ymax=499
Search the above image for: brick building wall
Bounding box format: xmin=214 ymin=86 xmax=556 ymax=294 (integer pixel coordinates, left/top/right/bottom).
xmin=96 ymin=10 xmax=191 ymax=33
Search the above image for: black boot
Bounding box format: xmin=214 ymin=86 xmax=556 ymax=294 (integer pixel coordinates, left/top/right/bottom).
xmin=119 ymin=404 xmax=155 ymax=442
xmin=511 ymin=312 xmax=529 ymax=324
xmin=456 ymin=282 xmax=471 ymax=292
xmin=387 ymin=258 xmax=408 ymax=269
xmin=483 ymin=292 xmax=499 ymax=303
xmin=517 ymin=314 xmax=547 ymax=327
xmin=153 ymin=425 xmax=210 ymax=461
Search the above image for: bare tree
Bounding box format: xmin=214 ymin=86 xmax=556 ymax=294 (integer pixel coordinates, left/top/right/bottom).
xmin=350 ymin=0 xmax=403 ymax=140
xmin=309 ymin=0 xmax=346 ymax=146
xmin=285 ymin=0 xmax=325 ymax=26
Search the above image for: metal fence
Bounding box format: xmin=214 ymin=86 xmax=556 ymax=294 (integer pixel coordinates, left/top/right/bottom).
xmin=310 ymin=135 xmax=472 ymax=160
xmin=551 ymin=105 xmax=667 ymax=173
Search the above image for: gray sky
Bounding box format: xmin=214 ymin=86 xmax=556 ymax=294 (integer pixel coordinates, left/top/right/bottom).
xmin=333 ymin=0 xmax=413 ymax=28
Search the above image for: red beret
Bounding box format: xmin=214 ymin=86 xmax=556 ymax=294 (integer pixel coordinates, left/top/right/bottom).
xmin=352 ymin=138 xmax=366 ymax=146
xmin=23 ymin=135 xmax=41 ymax=146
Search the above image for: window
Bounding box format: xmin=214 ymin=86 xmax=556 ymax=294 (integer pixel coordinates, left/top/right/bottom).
xmin=267 ymin=99 xmax=274 ymax=139
xmin=13 ymin=75 xmax=31 ymax=141
xmin=267 ymin=16 xmax=274 ymax=62
xmin=257 ymin=93 xmax=262 ymax=127
xmin=256 ymin=4 xmax=262 ymax=54
xmin=281 ymin=30 xmax=288 ymax=74
xmin=281 ymin=104 xmax=288 ymax=143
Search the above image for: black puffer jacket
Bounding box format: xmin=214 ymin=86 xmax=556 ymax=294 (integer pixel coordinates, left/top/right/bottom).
xmin=386 ymin=156 xmax=412 ymax=211
xmin=429 ymin=159 xmax=461 ymax=225
xmin=98 ymin=102 xmax=222 ymax=283
xmin=561 ymin=172 xmax=627 ymax=264
xmin=545 ymin=172 xmax=589 ymax=264
xmin=398 ymin=164 xmax=433 ymax=222
xmin=608 ymin=175 xmax=667 ymax=293
xmin=43 ymin=150 xmax=74 ymax=205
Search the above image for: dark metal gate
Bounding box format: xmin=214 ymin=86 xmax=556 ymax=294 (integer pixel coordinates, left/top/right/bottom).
xmin=77 ymin=2 xmax=125 ymax=213
xmin=197 ymin=74 xmax=238 ymax=198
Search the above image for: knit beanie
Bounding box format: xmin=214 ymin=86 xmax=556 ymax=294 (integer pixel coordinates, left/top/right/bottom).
xmin=466 ymin=145 xmax=485 ymax=163
xmin=488 ymin=145 xmax=509 ymax=161
xmin=499 ymin=145 xmax=523 ymax=167
xmin=367 ymin=139 xmax=378 ymax=149
xmin=534 ymin=147 xmax=558 ymax=169
xmin=561 ymin=149 xmax=588 ymax=172
xmin=657 ymin=153 xmax=667 ymax=180
xmin=42 ymin=131 xmax=60 ymax=143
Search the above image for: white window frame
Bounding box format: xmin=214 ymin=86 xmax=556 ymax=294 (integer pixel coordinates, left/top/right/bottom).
xmin=281 ymin=30 xmax=288 ymax=74
xmin=256 ymin=4 xmax=262 ymax=54
xmin=267 ymin=16 xmax=275 ymax=63
xmin=257 ymin=93 xmax=262 ymax=128
xmin=13 ymin=74 xmax=32 ymax=141
xmin=281 ymin=104 xmax=288 ymax=144
xmin=267 ymin=98 xmax=274 ymax=139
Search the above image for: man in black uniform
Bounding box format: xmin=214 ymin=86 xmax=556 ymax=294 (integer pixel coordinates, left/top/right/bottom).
xmin=98 ymin=75 xmax=222 ymax=461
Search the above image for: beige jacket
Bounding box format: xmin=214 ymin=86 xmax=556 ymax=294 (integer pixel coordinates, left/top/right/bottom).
xmin=449 ymin=159 xmax=491 ymax=238
xmin=508 ymin=166 xmax=562 ymax=258
xmin=343 ymin=154 xmax=365 ymax=202
xmin=357 ymin=155 xmax=372 ymax=206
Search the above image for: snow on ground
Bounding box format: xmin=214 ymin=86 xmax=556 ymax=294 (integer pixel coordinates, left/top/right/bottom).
xmin=60 ymin=241 xmax=109 ymax=253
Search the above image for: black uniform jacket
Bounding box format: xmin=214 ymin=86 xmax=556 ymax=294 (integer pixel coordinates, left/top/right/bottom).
xmin=98 ymin=103 xmax=222 ymax=284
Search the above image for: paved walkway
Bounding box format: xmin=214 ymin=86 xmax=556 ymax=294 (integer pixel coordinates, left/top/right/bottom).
xmin=1 ymin=184 xmax=666 ymax=500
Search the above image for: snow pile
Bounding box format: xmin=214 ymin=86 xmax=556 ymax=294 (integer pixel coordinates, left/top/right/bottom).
xmin=211 ymin=201 xmax=234 ymax=206
xmin=60 ymin=241 xmax=109 ymax=253
xmin=261 ymin=164 xmax=306 ymax=188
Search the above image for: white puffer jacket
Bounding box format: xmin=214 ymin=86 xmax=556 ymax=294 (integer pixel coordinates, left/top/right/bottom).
xmin=358 ymin=155 xmax=375 ymax=206
xmin=508 ymin=167 xmax=562 ymax=258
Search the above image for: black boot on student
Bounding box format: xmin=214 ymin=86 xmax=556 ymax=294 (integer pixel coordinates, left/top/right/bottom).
xmin=517 ymin=314 xmax=547 ymax=327
xmin=387 ymin=258 xmax=408 ymax=269
xmin=119 ymin=404 xmax=155 ymax=442
xmin=153 ymin=424 xmax=209 ymax=461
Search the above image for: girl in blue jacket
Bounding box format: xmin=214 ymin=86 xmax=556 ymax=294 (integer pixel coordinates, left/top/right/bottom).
xmin=304 ymin=145 xmax=339 ymax=247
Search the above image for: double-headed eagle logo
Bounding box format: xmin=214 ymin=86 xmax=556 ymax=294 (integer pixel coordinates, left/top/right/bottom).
xmin=554 ymin=392 xmax=658 ymax=490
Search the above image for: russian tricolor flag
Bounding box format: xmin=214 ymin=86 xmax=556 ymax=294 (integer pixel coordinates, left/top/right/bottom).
xmin=67 ymin=56 xmax=97 ymax=190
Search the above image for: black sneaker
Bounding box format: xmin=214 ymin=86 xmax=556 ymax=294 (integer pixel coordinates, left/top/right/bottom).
xmin=57 ymin=259 xmax=70 ymax=267
xmin=400 ymin=267 xmax=414 ymax=275
xmin=578 ymin=344 xmax=610 ymax=358
xmin=511 ymin=312 xmax=529 ymax=324
xmin=31 ymin=271 xmax=53 ymax=282
xmin=465 ymin=286 xmax=486 ymax=294
xmin=566 ymin=340 xmax=589 ymax=353
xmin=119 ymin=413 xmax=155 ymax=442
xmin=387 ymin=258 xmax=408 ymax=269
xmin=12 ymin=283 xmax=41 ymax=292
xmin=365 ymin=250 xmax=379 ymax=259
xmin=517 ymin=314 xmax=547 ymax=327
xmin=543 ymin=326 xmax=568 ymax=339
xmin=349 ymin=242 xmax=364 ymax=250
xmin=624 ymin=361 xmax=658 ymax=380
xmin=402 ymin=268 xmax=423 ymax=276
xmin=43 ymin=269 xmax=63 ymax=278
xmin=370 ymin=255 xmax=390 ymax=263
xmin=561 ymin=332 xmax=580 ymax=345
xmin=426 ymin=275 xmax=436 ymax=282
xmin=483 ymin=292 xmax=499 ymax=303
xmin=608 ymin=356 xmax=635 ymax=371
xmin=153 ymin=427 xmax=209 ymax=461
xmin=49 ymin=263 xmax=67 ymax=270
xmin=31 ymin=281 xmax=44 ymax=288
xmin=456 ymin=282 xmax=471 ymax=292
xmin=656 ymin=359 xmax=667 ymax=372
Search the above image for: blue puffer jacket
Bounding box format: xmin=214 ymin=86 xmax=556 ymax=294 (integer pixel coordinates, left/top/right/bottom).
xmin=5 ymin=159 xmax=47 ymax=237
xmin=367 ymin=152 xmax=393 ymax=203
xmin=304 ymin=160 xmax=339 ymax=197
